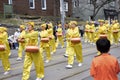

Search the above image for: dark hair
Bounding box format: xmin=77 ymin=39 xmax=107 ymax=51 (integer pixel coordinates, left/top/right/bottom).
xmin=96 ymin=38 xmax=110 ymax=53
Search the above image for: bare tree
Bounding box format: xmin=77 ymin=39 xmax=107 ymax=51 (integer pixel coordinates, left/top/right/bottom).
xmin=90 ymin=0 xmax=116 ymax=20
xmin=73 ymin=0 xmax=117 ymax=20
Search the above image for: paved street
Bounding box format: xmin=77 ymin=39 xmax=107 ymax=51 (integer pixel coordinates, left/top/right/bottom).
xmin=0 ymin=39 xmax=120 ymax=80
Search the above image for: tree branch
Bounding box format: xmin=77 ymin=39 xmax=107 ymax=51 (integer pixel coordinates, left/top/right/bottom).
xmin=92 ymin=0 xmax=115 ymax=18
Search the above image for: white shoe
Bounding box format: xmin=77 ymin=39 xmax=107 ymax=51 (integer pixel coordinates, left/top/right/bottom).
xmin=64 ymin=54 xmax=68 ymax=57
xmin=66 ymin=64 xmax=72 ymax=69
xmin=16 ymin=57 xmax=22 ymax=61
xmin=92 ymin=43 xmax=95 ymax=45
xmin=51 ymin=52 xmax=54 ymax=54
xmin=9 ymin=53 xmax=11 ymax=56
xmin=61 ymin=46 xmax=64 ymax=48
xmin=16 ymin=47 xmax=18 ymax=49
xmin=84 ymin=40 xmax=87 ymax=43
xmin=4 ymin=71 xmax=9 ymax=75
xmin=78 ymin=63 xmax=82 ymax=67
xmin=45 ymin=60 xmax=49 ymax=63
xmin=90 ymin=43 xmax=92 ymax=44
xmin=36 ymin=78 xmax=42 ymax=80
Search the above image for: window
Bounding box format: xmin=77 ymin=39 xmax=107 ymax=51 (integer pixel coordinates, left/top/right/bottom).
xmin=41 ymin=0 xmax=47 ymax=10
xmin=29 ymin=0 xmax=35 ymax=9
xmin=8 ymin=0 xmax=12 ymax=4
xmin=64 ymin=2 xmax=68 ymax=12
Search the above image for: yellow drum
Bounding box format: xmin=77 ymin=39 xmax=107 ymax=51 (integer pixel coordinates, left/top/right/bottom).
xmin=99 ymin=34 xmax=107 ymax=39
xmin=71 ymin=38 xmax=81 ymax=43
xmin=56 ymin=33 xmax=62 ymax=37
xmin=41 ymin=38 xmax=49 ymax=43
xmin=25 ymin=46 xmax=39 ymax=53
xmin=0 ymin=45 xmax=5 ymax=51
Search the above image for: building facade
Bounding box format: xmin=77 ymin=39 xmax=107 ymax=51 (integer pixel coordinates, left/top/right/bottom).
xmin=0 ymin=0 xmax=72 ymax=17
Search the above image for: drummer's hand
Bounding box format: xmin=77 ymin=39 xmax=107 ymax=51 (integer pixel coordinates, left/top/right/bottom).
xmin=67 ymin=38 xmax=70 ymax=41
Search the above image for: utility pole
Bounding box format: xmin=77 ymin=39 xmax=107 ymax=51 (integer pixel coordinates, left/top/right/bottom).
xmin=60 ymin=0 xmax=65 ymax=35
xmin=118 ymin=0 xmax=120 ymax=22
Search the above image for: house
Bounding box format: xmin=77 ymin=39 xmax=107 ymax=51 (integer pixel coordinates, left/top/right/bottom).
xmin=0 ymin=0 xmax=72 ymax=17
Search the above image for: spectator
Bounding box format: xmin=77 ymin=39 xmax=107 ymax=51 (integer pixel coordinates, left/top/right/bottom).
xmin=8 ymin=35 xmax=15 ymax=49
xmin=90 ymin=38 xmax=120 ymax=80
xmin=14 ymin=29 xmax=20 ymax=49
xmin=53 ymin=23 xmax=58 ymax=40
xmin=78 ymin=24 xmax=84 ymax=37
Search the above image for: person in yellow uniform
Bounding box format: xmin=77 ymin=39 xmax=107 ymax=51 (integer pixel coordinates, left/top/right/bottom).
xmin=96 ymin=20 xmax=107 ymax=55
xmin=97 ymin=20 xmax=107 ymax=39
xmin=0 ymin=27 xmax=10 ymax=58
xmin=84 ymin=21 xmax=90 ymax=43
xmin=56 ymin=24 xmax=64 ymax=48
xmin=89 ymin=21 xmax=95 ymax=44
xmin=118 ymin=20 xmax=120 ymax=41
xmin=66 ymin=21 xmax=83 ymax=68
xmin=64 ymin=23 xmax=72 ymax=57
xmin=16 ymin=25 xmax=26 ymax=61
xmin=104 ymin=20 xmax=113 ymax=44
xmin=40 ymin=23 xmax=51 ymax=63
xmin=0 ymin=27 xmax=11 ymax=75
xmin=111 ymin=20 xmax=119 ymax=45
xmin=22 ymin=22 xmax=44 ymax=80
xmin=2 ymin=27 xmax=11 ymax=57
xmin=47 ymin=23 xmax=56 ymax=54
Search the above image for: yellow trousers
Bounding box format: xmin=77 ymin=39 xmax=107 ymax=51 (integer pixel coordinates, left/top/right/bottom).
xmin=18 ymin=43 xmax=25 ymax=58
xmin=84 ymin=32 xmax=89 ymax=42
xmin=5 ymin=41 xmax=11 ymax=56
xmin=119 ymin=32 xmax=120 ymax=39
xmin=90 ymin=32 xmax=94 ymax=43
xmin=22 ymin=51 xmax=44 ymax=80
xmin=40 ymin=47 xmax=51 ymax=61
xmin=49 ymin=39 xmax=56 ymax=53
xmin=68 ymin=43 xmax=83 ymax=65
xmin=65 ymin=40 xmax=69 ymax=54
xmin=113 ymin=33 xmax=119 ymax=44
xmin=107 ymin=32 xmax=113 ymax=44
xmin=0 ymin=51 xmax=10 ymax=71
xmin=56 ymin=36 xmax=64 ymax=48
xmin=88 ymin=32 xmax=91 ymax=42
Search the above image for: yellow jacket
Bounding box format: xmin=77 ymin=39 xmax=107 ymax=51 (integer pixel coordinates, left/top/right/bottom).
xmin=66 ymin=28 xmax=72 ymax=39
xmin=89 ymin=24 xmax=95 ymax=32
xmin=105 ymin=24 xmax=111 ymax=32
xmin=69 ymin=27 xmax=80 ymax=46
xmin=111 ymin=23 xmax=119 ymax=32
xmin=98 ymin=25 xmax=107 ymax=34
xmin=19 ymin=30 xmax=26 ymax=39
xmin=70 ymin=27 xmax=80 ymax=38
xmin=25 ymin=30 xmax=39 ymax=46
xmin=57 ymin=28 xmax=62 ymax=34
xmin=47 ymin=28 xmax=54 ymax=39
xmin=0 ymin=32 xmax=6 ymax=44
xmin=40 ymin=30 xmax=49 ymax=47
xmin=85 ymin=24 xmax=90 ymax=31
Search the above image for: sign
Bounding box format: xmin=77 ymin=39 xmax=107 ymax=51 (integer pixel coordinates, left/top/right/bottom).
xmin=104 ymin=9 xmax=118 ymax=16
xmin=104 ymin=9 xmax=118 ymax=20
xmin=4 ymin=4 xmax=13 ymax=18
